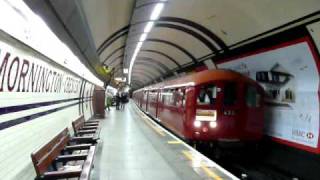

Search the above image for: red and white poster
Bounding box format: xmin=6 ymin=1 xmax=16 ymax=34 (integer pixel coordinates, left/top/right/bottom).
xmin=217 ymin=38 xmax=320 ymax=153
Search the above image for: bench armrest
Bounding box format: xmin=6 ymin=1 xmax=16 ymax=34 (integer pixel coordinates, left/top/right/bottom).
xmin=79 ymin=146 xmax=96 ymax=180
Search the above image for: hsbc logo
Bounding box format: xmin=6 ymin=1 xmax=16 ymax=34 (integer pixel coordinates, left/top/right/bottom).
xmin=306 ymin=132 xmax=314 ymax=139
xmin=292 ymin=129 xmax=314 ymax=139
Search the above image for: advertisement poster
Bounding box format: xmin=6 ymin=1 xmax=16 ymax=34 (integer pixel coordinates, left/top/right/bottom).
xmin=217 ymin=39 xmax=320 ymax=150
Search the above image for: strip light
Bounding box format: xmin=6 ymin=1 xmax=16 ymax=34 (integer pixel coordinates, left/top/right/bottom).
xmin=150 ymin=3 xmax=164 ymax=20
xmin=128 ymin=2 xmax=166 ymax=84
xmin=144 ymin=22 xmax=154 ymax=33
xmin=139 ymin=33 xmax=148 ymax=42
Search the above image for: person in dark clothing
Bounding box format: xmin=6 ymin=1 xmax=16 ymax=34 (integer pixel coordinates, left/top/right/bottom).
xmin=120 ymin=93 xmax=127 ymax=110
xmin=115 ymin=93 xmax=120 ymax=110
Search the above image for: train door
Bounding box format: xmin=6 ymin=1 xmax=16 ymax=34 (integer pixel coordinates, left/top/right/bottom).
xmin=155 ymin=90 xmax=160 ymax=118
xmin=164 ymin=88 xmax=185 ymax=136
xmin=157 ymin=89 xmax=164 ymax=120
xmin=220 ymin=81 xmax=243 ymax=137
xmin=176 ymin=88 xmax=186 ymax=134
xmin=143 ymin=90 xmax=148 ymax=111
xmin=148 ymin=90 xmax=158 ymax=117
xmin=221 ymin=82 xmax=238 ymax=116
xmin=139 ymin=91 xmax=143 ymax=108
xmin=245 ymin=84 xmax=264 ymax=136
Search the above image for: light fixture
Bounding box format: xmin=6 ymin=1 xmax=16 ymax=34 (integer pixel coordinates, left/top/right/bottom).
xmin=139 ymin=33 xmax=147 ymax=42
xmin=128 ymin=41 xmax=144 ymax=83
xmin=123 ymin=68 xmax=128 ymax=74
xmin=144 ymin=21 xmax=154 ymax=33
xmin=115 ymin=77 xmax=126 ymax=82
xmin=194 ymin=121 xmax=201 ymax=128
xmin=150 ymin=3 xmax=164 ymax=20
xmin=128 ymin=2 xmax=166 ymax=84
xmin=209 ymin=121 xmax=217 ymax=128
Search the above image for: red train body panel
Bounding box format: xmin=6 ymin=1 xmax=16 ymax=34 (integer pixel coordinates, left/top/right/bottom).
xmin=133 ymin=70 xmax=265 ymax=143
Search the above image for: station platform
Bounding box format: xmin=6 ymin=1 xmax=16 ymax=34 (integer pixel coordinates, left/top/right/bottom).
xmin=91 ymin=101 xmax=238 ymax=180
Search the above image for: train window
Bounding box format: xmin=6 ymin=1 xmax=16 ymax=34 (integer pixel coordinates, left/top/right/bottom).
xmin=162 ymin=89 xmax=172 ymax=106
xmin=223 ymin=82 xmax=237 ymax=106
xmin=197 ymin=85 xmax=217 ymax=105
xmin=179 ymin=89 xmax=186 ymax=107
xmin=246 ymin=86 xmax=260 ymax=107
xmin=143 ymin=91 xmax=148 ymax=101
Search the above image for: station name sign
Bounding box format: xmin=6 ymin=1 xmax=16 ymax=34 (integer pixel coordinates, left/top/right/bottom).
xmin=0 ymin=50 xmax=81 ymax=94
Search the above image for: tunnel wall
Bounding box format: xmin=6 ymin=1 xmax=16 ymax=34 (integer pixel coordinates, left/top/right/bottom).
xmin=0 ymin=32 xmax=96 ymax=179
xmin=217 ymin=36 xmax=320 ymax=153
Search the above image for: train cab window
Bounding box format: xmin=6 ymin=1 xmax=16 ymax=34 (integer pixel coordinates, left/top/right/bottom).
xmin=197 ymin=85 xmax=217 ymax=105
xmin=246 ymin=86 xmax=261 ymax=107
xmin=223 ymin=82 xmax=237 ymax=106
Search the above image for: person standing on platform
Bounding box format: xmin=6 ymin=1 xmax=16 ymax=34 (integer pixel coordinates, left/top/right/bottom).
xmin=105 ymin=93 xmax=112 ymax=111
xmin=115 ymin=92 xmax=120 ymax=110
xmin=121 ymin=93 xmax=127 ymax=110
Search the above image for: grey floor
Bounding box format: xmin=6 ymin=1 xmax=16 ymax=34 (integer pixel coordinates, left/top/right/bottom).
xmin=90 ymin=102 xmax=236 ymax=180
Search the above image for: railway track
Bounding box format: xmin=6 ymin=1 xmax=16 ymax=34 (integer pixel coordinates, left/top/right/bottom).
xmin=197 ymin=144 xmax=301 ymax=180
xmin=142 ymin=108 xmax=304 ymax=180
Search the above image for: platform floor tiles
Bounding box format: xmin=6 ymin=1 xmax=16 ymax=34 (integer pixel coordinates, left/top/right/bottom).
xmin=91 ymin=102 xmax=235 ymax=180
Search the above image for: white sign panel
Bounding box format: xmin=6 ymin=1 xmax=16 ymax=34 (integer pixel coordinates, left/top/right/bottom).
xmin=218 ymin=39 xmax=320 ymax=150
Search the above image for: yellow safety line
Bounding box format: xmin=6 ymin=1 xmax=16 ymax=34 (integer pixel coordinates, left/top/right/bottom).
xmin=132 ymin=107 xmax=165 ymax=137
xmin=167 ymin=140 xmax=182 ymax=144
xmin=182 ymin=150 xmax=193 ymax=160
xmin=141 ymin=116 xmax=165 ymax=137
xmin=182 ymin=151 xmax=223 ymax=180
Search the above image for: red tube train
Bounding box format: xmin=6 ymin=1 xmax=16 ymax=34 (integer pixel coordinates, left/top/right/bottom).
xmin=133 ymin=69 xmax=265 ymax=145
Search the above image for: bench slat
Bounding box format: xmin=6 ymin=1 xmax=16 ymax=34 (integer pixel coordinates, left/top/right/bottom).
xmin=55 ymin=154 xmax=88 ymax=162
xmin=78 ymin=129 xmax=97 ymax=134
xmin=81 ymin=126 xmax=98 ymax=130
xmin=64 ymin=144 xmax=91 ymax=151
xmin=42 ymin=169 xmax=82 ymax=179
xmin=84 ymin=122 xmax=99 ymax=126
xmin=70 ymin=136 xmax=98 ymax=144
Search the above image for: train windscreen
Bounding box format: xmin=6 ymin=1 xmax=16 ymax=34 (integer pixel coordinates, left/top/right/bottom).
xmin=223 ymin=82 xmax=237 ymax=106
xmin=197 ymin=85 xmax=217 ymax=105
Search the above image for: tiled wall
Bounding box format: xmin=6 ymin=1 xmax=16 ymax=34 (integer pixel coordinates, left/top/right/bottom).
xmin=0 ymin=31 xmax=95 ymax=179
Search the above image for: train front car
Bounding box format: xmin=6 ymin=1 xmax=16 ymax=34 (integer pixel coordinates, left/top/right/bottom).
xmin=186 ymin=70 xmax=265 ymax=145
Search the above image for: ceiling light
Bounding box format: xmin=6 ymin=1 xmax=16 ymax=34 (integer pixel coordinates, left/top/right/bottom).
xmin=136 ymin=41 xmax=143 ymax=51
xmin=128 ymin=41 xmax=144 ymax=84
xmin=123 ymin=68 xmax=128 ymax=74
xmin=139 ymin=33 xmax=147 ymax=42
xmin=128 ymin=2 xmax=166 ymax=85
xmin=150 ymin=3 xmax=164 ymax=20
xmin=115 ymin=77 xmax=126 ymax=82
xmin=144 ymin=21 xmax=154 ymax=33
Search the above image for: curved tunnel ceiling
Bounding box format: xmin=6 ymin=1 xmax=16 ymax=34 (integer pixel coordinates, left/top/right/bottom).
xmin=78 ymin=0 xmax=320 ymax=89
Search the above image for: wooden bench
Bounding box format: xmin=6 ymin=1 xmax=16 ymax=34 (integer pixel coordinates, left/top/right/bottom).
xmin=72 ymin=115 xmax=101 ymax=142
xmin=31 ymin=128 xmax=96 ymax=180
